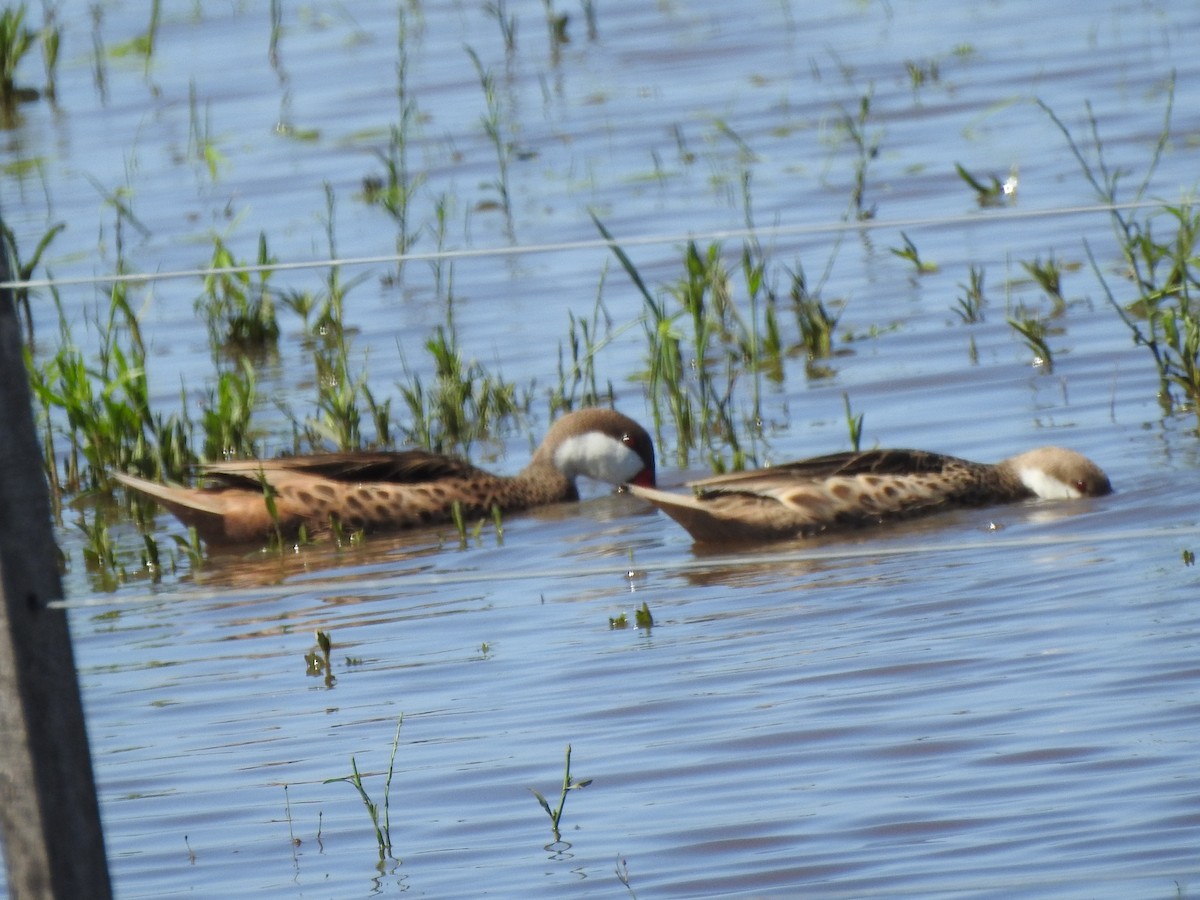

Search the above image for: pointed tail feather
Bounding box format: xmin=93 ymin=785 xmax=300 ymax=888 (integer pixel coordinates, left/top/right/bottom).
xmin=114 ymin=472 xmax=258 ymax=544
xmin=627 ymin=484 xmax=732 ymax=543
xmin=114 ymin=473 xmax=226 ymax=515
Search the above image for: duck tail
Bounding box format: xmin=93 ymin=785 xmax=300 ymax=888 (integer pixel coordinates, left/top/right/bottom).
xmin=114 ymin=472 xmax=242 ymax=544
xmin=627 ymin=483 xmax=727 ymax=543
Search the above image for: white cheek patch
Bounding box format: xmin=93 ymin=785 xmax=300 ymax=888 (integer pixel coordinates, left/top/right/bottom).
xmin=1018 ymin=465 xmax=1082 ymax=500
xmin=554 ymin=433 xmax=645 ymax=484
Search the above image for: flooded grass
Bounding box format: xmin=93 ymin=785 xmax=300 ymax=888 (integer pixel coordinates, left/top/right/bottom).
xmin=530 ymin=744 xmax=592 ymax=844
xmin=3 ymin=1 xmax=1200 ymax=896
xmin=324 ymin=716 xmax=404 ymax=863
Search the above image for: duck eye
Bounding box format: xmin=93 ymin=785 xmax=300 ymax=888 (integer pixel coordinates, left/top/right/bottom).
xmin=621 ymin=432 xmax=635 ymax=447
xmin=1074 ymin=480 xmax=1087 ymax=493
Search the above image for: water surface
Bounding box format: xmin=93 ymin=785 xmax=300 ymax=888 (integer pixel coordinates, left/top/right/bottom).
xmin=3 ymin=0 xmax=1200 ymax=896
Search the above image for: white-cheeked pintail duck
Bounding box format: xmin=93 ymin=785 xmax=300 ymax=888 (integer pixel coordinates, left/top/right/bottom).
xmin=627 ymin=446 xmax=1111 ymax=543
xmin=116 ymin=407 xmax=655 ymax=546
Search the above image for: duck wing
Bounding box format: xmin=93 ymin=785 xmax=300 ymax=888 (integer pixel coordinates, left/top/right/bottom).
xmin=201 ymin=450 xmax=487 ymax=487
xmin=688 ymin=448 xmax=961 ymax=490
xmin=633 ymin=449 xmax=983 ymax=543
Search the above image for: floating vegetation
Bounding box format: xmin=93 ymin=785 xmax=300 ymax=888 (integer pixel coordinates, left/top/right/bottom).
xmin=201 ymin=359 xmax=260 ymax=462
xmin=1007 ymin=314 xmax=1054 ymax=372
xmin=954 ymin=162 xmax=1009 ymax=207
xmin=954 ymin=265 xmax=987 ymax=324
xmin=78 ymin=506 xmax=126 ymax=592
xmin=550 ymin=285 xmax=618 ymax=416
xmin=362 ymin=7 xmax=424 ymax=272
xmin=904 ymin=58 xmax=940 ymax=90
xmin=188 ymin=86 xmax=226 ymax=181
xmin=27 ymin=279 xmax=196 ymax=492
xmin=543 ymin=0 xmax=569 ymax=52
xmin=450 ymin=500 xmax=467 ymax=549
xmin=1020 ymin=254 xmax=1067 ymax=315
xmin=305 ymin=630 xmax=335 ymax=685
xmin=890 ymin=231 xmax=939 ymax=275
xmin=615 ymin=856 xmax=638 ymax=898
xmin=485 ymin=0 xmax=517 ymax=56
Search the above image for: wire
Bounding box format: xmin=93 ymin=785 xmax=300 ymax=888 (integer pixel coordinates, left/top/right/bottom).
xmin=0 ymin=199 xmax=1165 ymax=292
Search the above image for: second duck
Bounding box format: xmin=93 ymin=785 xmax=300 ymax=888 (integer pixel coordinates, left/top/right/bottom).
xmin=628 ymin=445 xmax=1110 ymax=543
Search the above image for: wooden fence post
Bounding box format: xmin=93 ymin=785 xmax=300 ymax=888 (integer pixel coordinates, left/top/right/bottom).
xmin=0 ymin=229 xmax=112 ymax=897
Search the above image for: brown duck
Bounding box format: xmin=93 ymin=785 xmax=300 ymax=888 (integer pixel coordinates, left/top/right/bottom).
xmin=116 ymin=408 xmax=655 ymax=546
xmin=628 ymin=446 xmax=1111 ymax=544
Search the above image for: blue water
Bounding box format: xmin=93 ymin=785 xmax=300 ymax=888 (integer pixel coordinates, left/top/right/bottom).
xmin=3 ymin=0 xmax=1200 ymax=896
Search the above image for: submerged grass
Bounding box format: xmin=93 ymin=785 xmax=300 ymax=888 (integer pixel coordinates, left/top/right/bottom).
xmin=27 ymin=277 xmax=196 ymax=491
xmin=595 ymin=208 xmax=851 ymax=471
xmin=15 ymin=26 xmax=1200 ymax=595
xmin=399 ymin=290 xmax=524 ymax=455
xmin=198 ymin=231 xmax=280 ymax=355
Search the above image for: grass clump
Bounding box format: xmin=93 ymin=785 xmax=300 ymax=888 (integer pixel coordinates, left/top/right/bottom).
xmin=0 ymin=217 xmax=65 ymax=343
xmin=399 ymin=293 xmax=523 ymax=455
xmin=550 ymin=284 xmax=620 ymax=416
xmin=789 ymin=261 xmax=842 ymax=376
xmin=594 ymin=213 xmax=789 ymax=470
xmin=954 ymin=265 xmax=987 ymax=324
xmin=0 ymin=4 xmax=36 ymax=105
xmin=198 ymin=232 xmax=280 ymax=356
xmin=890 ymin=231 xmax=939 ymax=275
xmin=201 ymin=358 xmax=260 ymax=462
xmin=842 ymin=392 xmax=864 ymax=451
xmin=1041 ymin=85 xmax=1200 ymax=420
xmin=27 ymin=283 xmax=196 ymax=493
xmin=1007 ymin=313 xmax=1054 ymax=372
xmin=1019 ymin=253 xmax=1068 ymax=315
xmin=954 ymin=163 xmax=1013 ymax=207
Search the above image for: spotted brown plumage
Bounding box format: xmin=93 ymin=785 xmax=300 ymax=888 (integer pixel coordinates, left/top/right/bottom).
xmin=628 ymin=446 xmax=1111 ymax=544
xmin=115 ymin=407 xmax=655 ymax=545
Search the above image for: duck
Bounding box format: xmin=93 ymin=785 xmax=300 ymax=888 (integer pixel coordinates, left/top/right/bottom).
xmin=115 ymin=407 xmax=655 ymax=546
xmin=627 ymin=445 xmax=1110 ymax=544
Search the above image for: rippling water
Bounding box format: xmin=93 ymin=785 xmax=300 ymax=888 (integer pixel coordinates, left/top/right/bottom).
xmin=4 ymin=0 xmax=1200 ymax=896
